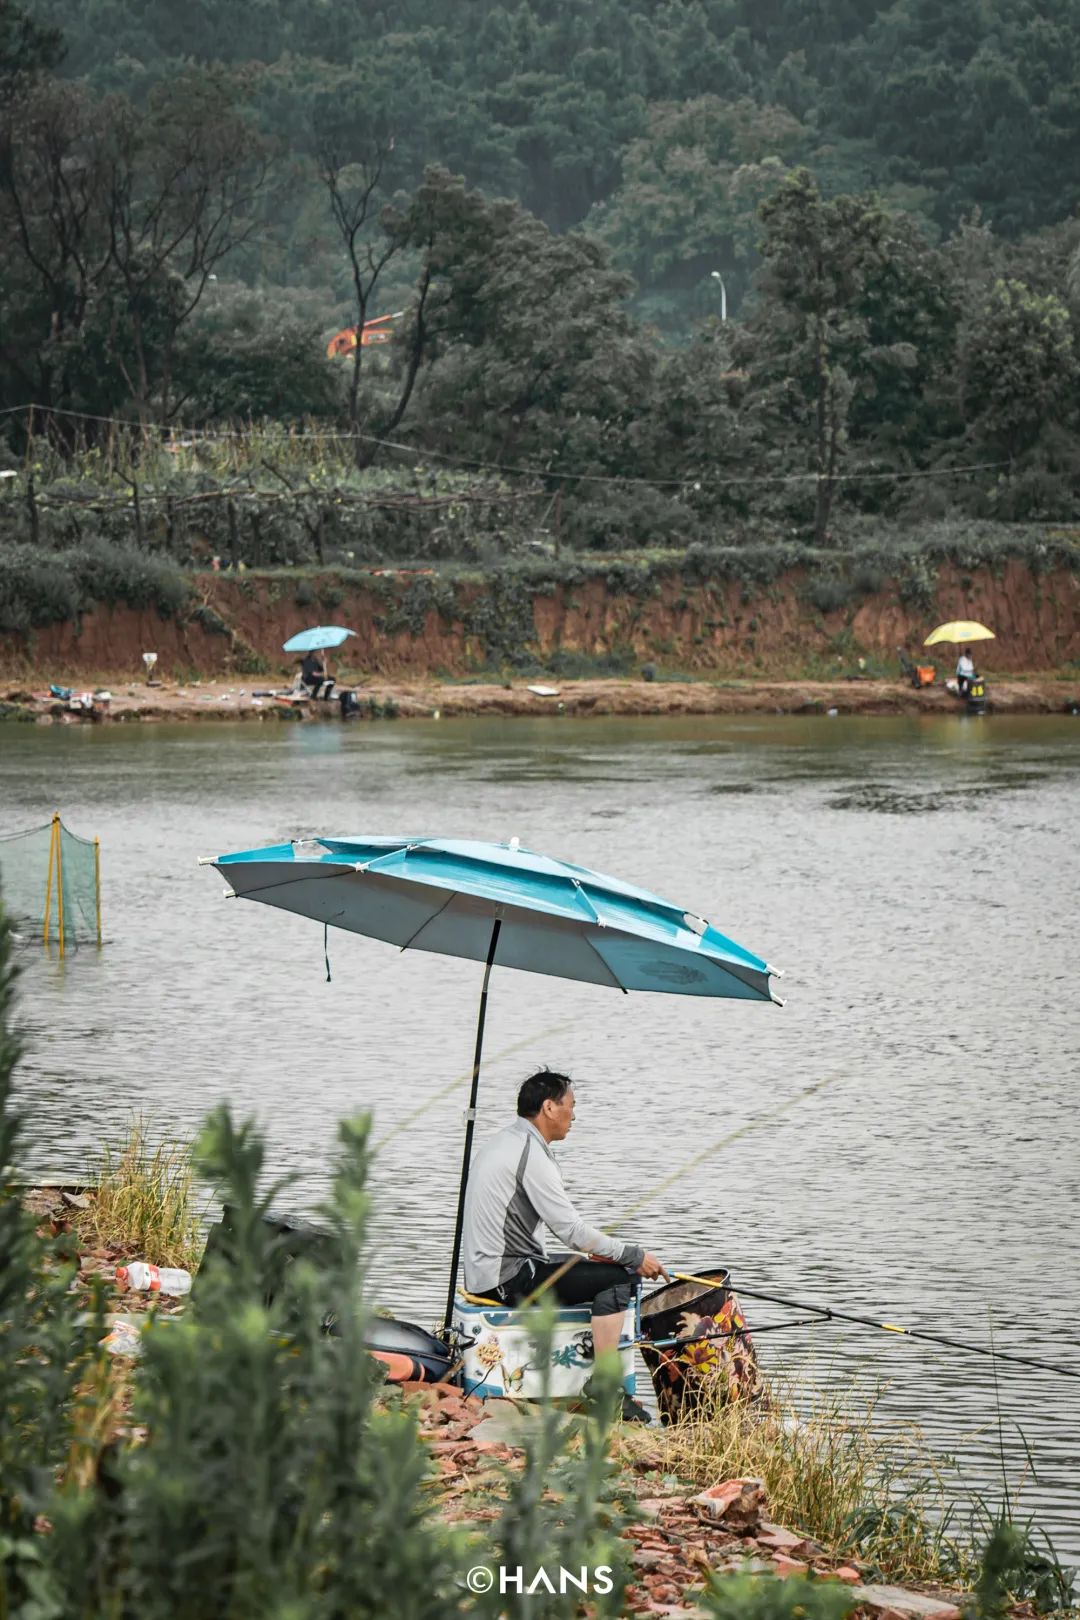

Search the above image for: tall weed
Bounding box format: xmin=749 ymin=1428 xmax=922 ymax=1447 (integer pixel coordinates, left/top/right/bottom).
xmin=622 ymin=1369 xmax=972 ymax=1587
xmin=77 ymin=1115 xmax=204 ymax=1269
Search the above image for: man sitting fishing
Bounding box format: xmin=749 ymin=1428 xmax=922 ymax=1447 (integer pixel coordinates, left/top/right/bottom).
xmin=297 ymin=647 xmax=334 ymax=700
xmin=462 ymin=1068 xmax=668 ymax=1413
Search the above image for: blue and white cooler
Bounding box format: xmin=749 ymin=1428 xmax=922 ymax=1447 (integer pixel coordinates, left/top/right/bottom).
xmin=453 ymin=1290 xmax=640 ymax=1400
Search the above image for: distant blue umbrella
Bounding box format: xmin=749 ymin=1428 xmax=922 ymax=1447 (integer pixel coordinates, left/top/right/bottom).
xmin=282 ymin=626 xmax=356 ymax=653
xmin=203 ymin=835 xmax=784 ymax=1331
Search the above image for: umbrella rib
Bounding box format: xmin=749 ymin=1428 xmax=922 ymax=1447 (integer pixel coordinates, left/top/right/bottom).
xmin=572 ymin=881 xmax=602 ymax=923
xmin=584 ymin=933 xmax=628 ymax=993
xmin=398 ymin=889 xmax=459 ymax=952
xmin=355 ymin=848 xmax=413 ymax=873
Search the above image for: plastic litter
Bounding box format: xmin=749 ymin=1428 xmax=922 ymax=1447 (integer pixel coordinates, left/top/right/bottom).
xmin=101 ymin=1319 xmax=142 ymax=1357
xmin=116 ymin=1261 xmax=192 ymax=1296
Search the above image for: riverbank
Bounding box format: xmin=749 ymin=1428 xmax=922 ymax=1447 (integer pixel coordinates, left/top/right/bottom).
xmin=25 ymin=1181 xmax=987 ymax=1620
xmin=4 ymin=673 xmax=1080 ymax=724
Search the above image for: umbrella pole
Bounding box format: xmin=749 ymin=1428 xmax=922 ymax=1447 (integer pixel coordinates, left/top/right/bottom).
xmin=442 ymin=918 xmax=502 ymax=1339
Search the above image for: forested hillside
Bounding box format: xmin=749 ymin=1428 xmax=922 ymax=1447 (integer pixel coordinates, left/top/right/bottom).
xmin=2 ymin=0 xmax=1080 ymax=558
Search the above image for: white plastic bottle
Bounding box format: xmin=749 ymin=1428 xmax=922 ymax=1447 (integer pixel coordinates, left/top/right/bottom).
xmin=115 ymin=1261 xmax=192 ymax=1296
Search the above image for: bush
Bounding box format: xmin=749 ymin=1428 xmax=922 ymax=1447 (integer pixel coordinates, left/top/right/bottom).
xmin=0 ymin=541 xmax=192 ymax=633
xmin=0 ymin=902 xmax=631 ymax=1619
xmin=805 ymin=574 xmax=854 ymax=614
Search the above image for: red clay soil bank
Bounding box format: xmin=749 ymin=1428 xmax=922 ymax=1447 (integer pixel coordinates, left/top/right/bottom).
xmin=1 ymin=559 xmax=1077 ymax=682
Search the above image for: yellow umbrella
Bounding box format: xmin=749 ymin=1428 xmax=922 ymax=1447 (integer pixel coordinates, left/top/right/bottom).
xmin=924 ymin=620 xmax=995 ymax=647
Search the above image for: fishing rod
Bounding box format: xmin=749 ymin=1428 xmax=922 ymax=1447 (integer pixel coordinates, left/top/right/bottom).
xmin=670 ymin=1273 xmax=1080 ymax=1381
xmin=634 ymin=1318 xmax=823 ymax=1353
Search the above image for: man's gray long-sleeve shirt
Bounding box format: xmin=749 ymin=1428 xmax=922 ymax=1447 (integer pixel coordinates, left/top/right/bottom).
xmin=461 ymin=1116 xmax=644 ymax=1294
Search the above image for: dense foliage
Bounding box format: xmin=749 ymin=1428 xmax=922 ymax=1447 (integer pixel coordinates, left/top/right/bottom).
xmin=0 ymin=902 xmax=640 ymax=1619
xmin=2 ymin=0 xmax=1080 ymax=548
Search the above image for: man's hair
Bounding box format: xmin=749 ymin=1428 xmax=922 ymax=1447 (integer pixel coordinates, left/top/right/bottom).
xmin=517 ymin=1069 xmax=572 ymax=1118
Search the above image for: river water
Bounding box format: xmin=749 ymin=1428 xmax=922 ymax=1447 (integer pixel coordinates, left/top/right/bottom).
xmin=3 ymin=712 xmax=1079 ymax=1562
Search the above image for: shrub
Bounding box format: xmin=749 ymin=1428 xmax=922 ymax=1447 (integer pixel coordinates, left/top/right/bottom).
xmin=805 ymin=574 xmax=854 ymax=615
xmin=71 ymin=539 xmax=193 ymax=619
xmin=0 ymin=542 xmax=192 ymax=633
xmin=0 ymin=901 xmax=631 ymax=1619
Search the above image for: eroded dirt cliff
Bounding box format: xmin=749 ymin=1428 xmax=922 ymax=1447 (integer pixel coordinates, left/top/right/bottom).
xmin=1 ymin=560 xmax=1076 ymax=680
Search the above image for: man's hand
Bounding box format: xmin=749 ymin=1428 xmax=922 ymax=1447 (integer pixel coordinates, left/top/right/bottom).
xmin=638 ymin=1253 xmax=670 ymax=1281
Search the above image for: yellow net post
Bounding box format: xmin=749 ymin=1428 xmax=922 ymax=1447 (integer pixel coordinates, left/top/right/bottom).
xmin=55 ymin=813 xmax=65 ymax=959
xmin=43 ymin=813 xmax=59 ymax=948
xmin=94 ymin=837 xmax=102 ymax=946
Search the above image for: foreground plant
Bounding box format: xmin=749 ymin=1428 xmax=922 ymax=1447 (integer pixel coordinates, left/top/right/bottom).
xmin=0 ymin=908 xmax=107 ymax=1614
xmin=0 ymin=894 xmax=631 ymax=1618
xmin=474 ymin=1315 xmax=630 ymax=1620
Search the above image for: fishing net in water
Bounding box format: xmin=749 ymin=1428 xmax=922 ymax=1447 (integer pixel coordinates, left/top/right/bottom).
xmin=0 ymin=814 xmax=101 ymax=951
xmin=640 ymin=1267 xmax=762 ymax=1424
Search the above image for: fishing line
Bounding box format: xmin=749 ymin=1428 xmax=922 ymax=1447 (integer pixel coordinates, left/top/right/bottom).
xmin=618 ymin=1071 xmax=847 ymax=1224
xmin=372 ymin=1017 xmax=578 ymax=1152
xmin=513 ymin=1074 xmax=847 ymax=1311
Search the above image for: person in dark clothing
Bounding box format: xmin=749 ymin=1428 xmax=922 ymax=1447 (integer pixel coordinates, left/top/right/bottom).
xmin=299 ymin=649 xmax=333 ymax=698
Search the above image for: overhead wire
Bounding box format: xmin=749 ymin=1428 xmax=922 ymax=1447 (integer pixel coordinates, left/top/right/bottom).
xmin=0 ymin=400 xmax=1013 ymax=492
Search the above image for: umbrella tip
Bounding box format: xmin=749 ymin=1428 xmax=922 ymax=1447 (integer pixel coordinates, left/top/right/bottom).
xmin=508 ymin=836 xmax=521 ymax=852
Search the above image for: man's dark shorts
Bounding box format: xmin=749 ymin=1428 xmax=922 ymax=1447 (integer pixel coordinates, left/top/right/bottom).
xmin=494 ymin=1255 xmax=637 ymax=1319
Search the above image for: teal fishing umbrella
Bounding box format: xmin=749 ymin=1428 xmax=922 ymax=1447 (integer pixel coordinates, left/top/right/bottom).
xmin=282 ymin=626 xmax=356 ymax=652
xmin=202 ymin=835 xmax=784 ymax=1331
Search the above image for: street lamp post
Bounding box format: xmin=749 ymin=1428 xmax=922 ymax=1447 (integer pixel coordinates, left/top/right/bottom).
xmin=710 ymin=270 xmax=727 ymax=322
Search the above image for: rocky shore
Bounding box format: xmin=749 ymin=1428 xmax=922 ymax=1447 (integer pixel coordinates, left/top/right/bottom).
xmin=5 ymin=674 xmax=1080 ymax=725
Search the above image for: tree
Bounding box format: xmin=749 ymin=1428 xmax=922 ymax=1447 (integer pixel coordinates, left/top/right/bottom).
xmin=101 ymin=69 xmax=271 ymax=425
xmin=397 ymin=168 xmax=652 ymax=485
xmin=172 ymin=283 xmax=341 ymax=424
xmin=0 ymin=75 xmax=112 ymax=418
xmin=0 ymin=66 xmax=270 ymax=430
xmin=956 ymin=279 xmax=1079 ymax=480
xmin=312 ymin=79 xmax=402 ymax=464
xmin=590 ymin=96 xmax=804 ymax=304
xmin=738 ymin=171 xmax=938 ymax=539
xmin=0 ymin=0 xmax=62 ymax=78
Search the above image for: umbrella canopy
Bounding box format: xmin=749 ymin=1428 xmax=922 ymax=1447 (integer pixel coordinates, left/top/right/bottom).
xmin=282 ymin=626 xmax=356 ymax=653
xmin=211 ymin=837 xmax=781 ymax=1001
xmin=204 ymin=835 xmax=783 ymax=1330
xmin=924 ymin=621 xmax=995 ymax=647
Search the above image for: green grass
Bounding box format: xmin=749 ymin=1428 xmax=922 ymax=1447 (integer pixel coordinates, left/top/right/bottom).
xmin=75 ymin=1115 xmax=206 ymax=1268
xmin=620 ymin=1369 xmax=975 ymax=1588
